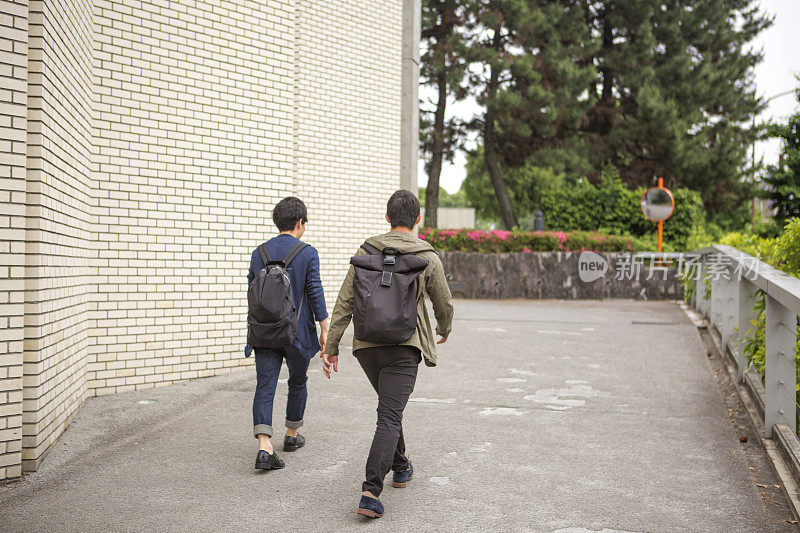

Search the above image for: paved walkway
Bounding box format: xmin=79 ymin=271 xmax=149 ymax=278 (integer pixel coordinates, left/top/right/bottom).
xmin=0 ymin=300 xmax=794 ymax=532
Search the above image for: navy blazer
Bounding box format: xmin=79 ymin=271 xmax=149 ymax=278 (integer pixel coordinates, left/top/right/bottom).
xmin=245 ymin=234 xmax=328 ymax=359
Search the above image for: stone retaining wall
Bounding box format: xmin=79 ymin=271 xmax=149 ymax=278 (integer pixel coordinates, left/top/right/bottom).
xmin=439 ymin=251 xmax=682 ymax=300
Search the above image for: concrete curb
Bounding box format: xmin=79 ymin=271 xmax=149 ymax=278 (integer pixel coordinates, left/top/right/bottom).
xmin=683 ymin=304 xmax=800 ymax=523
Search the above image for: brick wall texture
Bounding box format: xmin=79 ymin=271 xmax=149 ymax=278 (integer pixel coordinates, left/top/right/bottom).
xmin=0 ymin=0 xmax=28 ymax=482
xmin=0 ymin=0 xmax=404 ymax=480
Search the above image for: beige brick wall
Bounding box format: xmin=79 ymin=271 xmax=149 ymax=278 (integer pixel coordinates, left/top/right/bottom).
xmin=294 ymin=0 xmax=403 ymax=307
xmin=0 ymin=0 xmax=405 ymax=478
xmin=0 ymin=0 xmax=27 ymax=482
xmin=90 ymin=0 xmax=296 ymax=396
xmin=22 ymin=0 xmax=95 ymax=471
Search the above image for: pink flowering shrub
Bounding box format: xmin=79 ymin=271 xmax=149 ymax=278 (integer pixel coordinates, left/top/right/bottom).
xmin=419 ymin=228 xmax=652 ymax=253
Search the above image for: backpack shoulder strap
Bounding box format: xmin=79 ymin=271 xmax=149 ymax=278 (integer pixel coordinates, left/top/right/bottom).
xmin=282 ymin=241 xmax=310 ymax=267
xmin=360 ymin=242 xmax=382 ymax=255
xmin=257 ymin=243 xmax=271 ymax=266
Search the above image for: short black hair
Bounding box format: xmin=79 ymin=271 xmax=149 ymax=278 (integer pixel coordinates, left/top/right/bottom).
xmin=386 ymin=190 xmax=420 ymax=229
xmin=272 ymin=196 xmax=308 ymax=232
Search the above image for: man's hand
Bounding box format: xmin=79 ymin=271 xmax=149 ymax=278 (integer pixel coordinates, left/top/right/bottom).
xmin=322 ymin=353 xmax=338 ymax=379
xmin=318 ymin=318 xmax=329 ymax=355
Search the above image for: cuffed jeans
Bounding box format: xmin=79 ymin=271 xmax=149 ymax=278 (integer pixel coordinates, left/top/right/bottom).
xmin=355 ymin=345 xmax=421 ymax=496
xmin=252 ymin=346 xmax=310 ymax=438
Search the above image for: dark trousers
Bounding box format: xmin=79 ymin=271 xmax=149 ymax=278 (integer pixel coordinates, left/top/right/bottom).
xmin=355 ymin=345 xmax=421 ymax=496
xmin=252 ymin=346 xmax=310 ymax=438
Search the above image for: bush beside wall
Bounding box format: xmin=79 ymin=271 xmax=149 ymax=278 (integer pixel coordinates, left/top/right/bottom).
xmin=536 ymin=173 xmax=703 ymax=250
xmin=420 ymin=228 xmax=655 ymax=253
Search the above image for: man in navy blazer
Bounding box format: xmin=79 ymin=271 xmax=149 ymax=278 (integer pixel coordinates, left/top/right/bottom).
xmin=246 ymin=196 xmax=328 ymax=470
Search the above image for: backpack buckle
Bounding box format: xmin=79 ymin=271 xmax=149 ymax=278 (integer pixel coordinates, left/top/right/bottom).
xmin=382 ymin=251 xmax=397 ymax=286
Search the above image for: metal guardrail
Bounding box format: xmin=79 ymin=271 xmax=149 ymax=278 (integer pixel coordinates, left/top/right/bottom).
xmin=689 ymin=244 xmax=800 ymax=437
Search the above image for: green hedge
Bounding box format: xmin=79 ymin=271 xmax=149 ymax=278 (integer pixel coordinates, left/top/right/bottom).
xmin=536 ymin=171 xmax=703 ymax=251
xmin=420 ymin=228 xmax=655 ymax=253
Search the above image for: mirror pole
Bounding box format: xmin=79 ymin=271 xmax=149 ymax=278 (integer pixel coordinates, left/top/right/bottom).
xmin=658 ymin=220 xmax=663 ymax=253
xmin=657 ymin=176 xmax=664 ymax=253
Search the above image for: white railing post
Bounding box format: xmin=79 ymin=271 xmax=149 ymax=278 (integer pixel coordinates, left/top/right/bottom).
xmin=764 ymin=295 xmax=797 ymax=437
xmin=696 ymin=254 xmax=709 ymax=317
xmin=720 ymin=266 xmax=738 ymax=353
xmin=710 ymin=272 xmax=722 ymax=330
xmin=690 ymin=258 xmax=699 ymax=308
xmin=737 ymin=278 xmax=757 ymax=382
xmin=710 ymin=276 xmax=716 ymax=319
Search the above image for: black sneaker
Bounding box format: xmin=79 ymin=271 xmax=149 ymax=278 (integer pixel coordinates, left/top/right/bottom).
xmin=255 ymin=450 xmax=285 ymax=470
xmin=283 ymin=434 xmax=305 ymax=452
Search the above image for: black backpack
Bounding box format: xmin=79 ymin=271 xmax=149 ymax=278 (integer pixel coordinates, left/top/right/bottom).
xmin=247 ymin=241 xmax=309 ymax=349
xmin=350 ymin=242 xmax=429 ymax=344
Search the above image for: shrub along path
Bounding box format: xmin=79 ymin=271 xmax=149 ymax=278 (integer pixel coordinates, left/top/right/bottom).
xmin=0 ymin=300 xmax=794 ymax=531
xmin=420 ymin=227 xmax=654 ymax=253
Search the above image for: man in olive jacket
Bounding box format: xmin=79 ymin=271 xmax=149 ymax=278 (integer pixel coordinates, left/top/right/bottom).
xmin=323 ymin=190 xmax=454 ymax=519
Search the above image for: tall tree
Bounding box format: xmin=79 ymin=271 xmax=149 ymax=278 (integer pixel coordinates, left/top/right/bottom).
xmin=465 ymin=0 xmax=596 ymax=229
xmin=581 ymin=0 xmax=771 ymax=227
xmin=420 ymin=0 xmax=468 ymax=228
xmin=760 ymin=87 xmax=800 ymax=223
xmin=462 ymin=148 xmax=564 ymax=222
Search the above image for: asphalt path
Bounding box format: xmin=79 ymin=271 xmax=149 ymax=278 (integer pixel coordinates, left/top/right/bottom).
xmin=0 ymin=300 xmax=793 ymax=532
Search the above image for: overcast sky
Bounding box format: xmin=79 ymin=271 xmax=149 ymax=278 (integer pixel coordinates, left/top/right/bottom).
xmin=419 ymin=0 xmax=800 ymax=194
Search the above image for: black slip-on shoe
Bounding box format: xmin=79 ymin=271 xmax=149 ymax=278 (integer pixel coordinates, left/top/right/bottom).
xmin=255 ymin=450 xmax=285 ymax=470
xmin=392 ymin=462 xmax=413 ymax=488
xmin=283 ymin=434 xmax=305 ymax=452
xmin=357 ymin=495 xmax=384 ymax=518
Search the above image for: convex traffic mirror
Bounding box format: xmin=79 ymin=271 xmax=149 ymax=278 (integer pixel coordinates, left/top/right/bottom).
xmin=640 ymin=186 xmax=675 ymax=222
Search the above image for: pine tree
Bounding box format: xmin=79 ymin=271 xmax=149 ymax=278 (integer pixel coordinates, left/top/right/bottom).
xmin=464 ymin=0 xmax=596 ymax=229
xmin=461 ymin=147 xmax=564 ymax=221
xmin=760 ymin=88 xmax=800 ymax=223
xmin=582 ymin=0 xmax=771 ymax=227
xmin=420 ymin=0 xmax=469 ymax=228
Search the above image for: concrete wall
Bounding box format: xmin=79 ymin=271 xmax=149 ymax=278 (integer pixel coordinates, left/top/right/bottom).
xmin=0 ymin=0 xmax=405 ymax=480
xmin=420 ymin=207 xmax=476 ymax=229
xmin=441 ymin=251 xmax=682 ymax=300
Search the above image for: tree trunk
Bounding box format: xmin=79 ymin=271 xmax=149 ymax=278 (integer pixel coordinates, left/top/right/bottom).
xmin=594 ymin=5 xmax=614 ymax=136
xmin=483 ymin=50 xmax=518 ymax=230
xmin=484 ymin=113 xmax=518 ymax=229
xmin=583 ymin=5 xmax=614 ymax=135
xmin=601 ymin=7 xmax=613 ymax=103
xmin=425 ymin=70 xmax=448 ymax=228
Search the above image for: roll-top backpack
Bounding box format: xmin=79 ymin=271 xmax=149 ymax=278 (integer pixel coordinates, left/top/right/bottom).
xmin=247 ymin=241 xmax=309 ymax=348
xmin=350 ymin=242 xmax=429 ymax=343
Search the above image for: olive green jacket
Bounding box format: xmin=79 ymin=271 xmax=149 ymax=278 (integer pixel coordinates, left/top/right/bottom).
xmin=326 ymin=231 xmax=454 ymax=367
